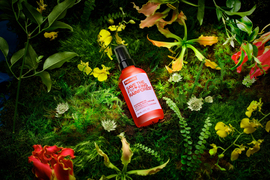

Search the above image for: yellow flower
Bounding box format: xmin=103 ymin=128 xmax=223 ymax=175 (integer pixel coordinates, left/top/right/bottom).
xmin=231 ymin=144 xmax=246 ymax=161
xmin=44 ymin=32 xmax=58 ymax=41
xmin=108 ymin=23 xmax=126 ymax=32
xmin=91 ymin=65 xmax=111 ymax=81
xmin=115 ymin=32 xmax=127 ymax=45
xmin=78 ymin=61 xmax=92 ymax=75
xmin=240 ymin=118 xmax=262 ymax=134
xmin=97 ymin=29 xmax=113 ymax=60
xmin=36 ymin=0 xmax=47 ymax=14
xmin=265 ymin=121 xmax=270 ymax=132
xmin=196 ymin=35 xmax=218 ymax=46
xmin=246 ymin=139 xmax=263 ymax=157
xmin=245 ymin=99 xmax=263 ymax=117
xmin=215 ymin=122 xmax=233 ymax=138
xmin=209 ymin=144 xmax=218 ymax=156
xmin=205 ymin=59 xmax=221 ymax=70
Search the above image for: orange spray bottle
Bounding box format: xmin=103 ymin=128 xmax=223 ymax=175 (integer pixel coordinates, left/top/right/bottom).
xmin=114 ymin=45 xmax=164 ymax=127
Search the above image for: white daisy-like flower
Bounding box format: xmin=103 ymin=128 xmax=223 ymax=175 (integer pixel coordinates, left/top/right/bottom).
xmin=101 ymin=120 xmax=117 ymax=132
xmin=242 ymin=74 xmax=256 ymax=88
xmin=187 ymin=96 xmax=204 ymax=111
xmin=205 ymin=96 xmax=213 ymax=103
xmin=168 ymin=73 xmax=182 ymax=82
xmin=56 ymin=102 xmax=69 ymax=115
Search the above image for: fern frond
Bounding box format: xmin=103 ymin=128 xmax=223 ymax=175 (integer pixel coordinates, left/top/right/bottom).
xmin=134 ymin=143 xmax=162 ymax=162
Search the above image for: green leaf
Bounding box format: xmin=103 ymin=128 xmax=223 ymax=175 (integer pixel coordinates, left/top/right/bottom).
xmin=231 ymin=50 xmax=245 ymax=70
xmin=188 ymin=141 xmax=192 ymax=145
xmin=236 ymin=16 xmax=253 ymax=35
xmin=43 ymin=52 xmax=78 ymax=70
xmin=253 ymin=45 xmax=258 ymax=57
xmin=0 ymin=37 xmax=9 ymax=59
xmin=242 ymin=42 xmax=253 ymax=60
xmin=10 ymin=48 xmax=25 ymax=67
xmin=224 ymin=5 xmax=256 ymax=17
xmin=127 ymin=159 xmax=170 ymax=176
xmin=228 ymin=0 xmax=241 ymax=12
xmin=253 ymin=56 xmax=261 ymax=65
xmin=181 ymin=159 xmax=186 ymax=164
xmin=248 ymin=26 xmax=259 ymax=42
xmin=35 ymin=71 xmax=52 ymax=92
xmin=22 ymin=1 xmax=43 ymax=25
xmin=197 ymin=0 xmax=205 ymax=25
xmin=44 ymin=21 xmax=73 ymax=32
xmin=24 ymin=44 xmax=38 ymax=70
xmin=184 ymin=143 xmax=188 ymax=147
xmin=216 ymin=7 xmax=222 ymax=20
xmin=47 ymin=0 xmax=76 ymax=28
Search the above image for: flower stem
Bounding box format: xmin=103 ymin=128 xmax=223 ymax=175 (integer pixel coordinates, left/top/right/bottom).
xmin=258 ymin=112 xmax=270 ymax=123
xmin=13 ymin=36 xmax=30 ymax=133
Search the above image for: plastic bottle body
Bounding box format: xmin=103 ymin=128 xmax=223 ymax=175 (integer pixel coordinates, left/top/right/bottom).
xmin=119 ymin=65 xmax=164 ymax=127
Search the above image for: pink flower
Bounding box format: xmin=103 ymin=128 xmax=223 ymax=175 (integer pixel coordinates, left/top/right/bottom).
xmin=28 ymin=145 xmax=76 ymax=180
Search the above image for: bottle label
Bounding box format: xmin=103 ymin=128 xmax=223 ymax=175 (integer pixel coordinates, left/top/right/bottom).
xmin=122 ymin=73 xmax=161 ymax=118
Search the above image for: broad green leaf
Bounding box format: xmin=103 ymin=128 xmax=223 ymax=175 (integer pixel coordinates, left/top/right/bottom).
xmin=253 ymin=45 xmax=258 ymax=57
xmin=25 ymin=44 xmax=38 ymax=70
xmin=197 ymin=0 xmax=205 ymax=25
xmin=242 ymin=43 xmax=253 ymax=60
xmin=35 ymin=71 xmax=52 ymax=92
xmin=236 ymin=16 xmax=253 ymax=35
xmin=0 ymin=37 xmax=9 ymax=59
xmin=47 ymin=0 xmax=76 ymax=28
xmin=248 ymin=26 xmax=259 ymax=42
xmin=127 ymin=159 xmax=170 ymax=176
xmin=216 ymin=8 xmax=222 ymax=21
xmin=231 ymin=50 xmax=245 ymax=70
xmin=224 ymin=5 xmax=256 ymax=17
xmin=43 ymin=52 xmax=78 ymax=70
xmin=226 ymin=0 xmax=241 ymax=12
xmin=44 ymin=21 xmax=73 ymax=32
xmin=10 ymin=48 xmax=25 ymax=66
xmin=94 ymin=143 xmax=120 ymax=172
xmin=22 ymin=1 xmax=43 ymax=25
xmin=253 ymin=57 xmax=261 ymax=65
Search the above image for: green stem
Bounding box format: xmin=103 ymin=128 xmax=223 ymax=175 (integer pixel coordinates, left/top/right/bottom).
xmin=183 ymin=20 xmax=187 ymax=41
xmin=188 ymin=58 xmax=204 ymax=99
xmin=13 ymin=36 xmax=30 ymax=133
xmin=258 ymin=112 xmax=270 ymax=123
xmin=221 ymin=132 xmax=243 ymax=154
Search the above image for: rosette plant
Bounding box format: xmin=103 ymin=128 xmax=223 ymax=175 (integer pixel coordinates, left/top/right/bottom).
xmin=95 ymin=132 xmax=170 ymax=180
xmin=28 ymin=145 xmax=76 ymax=180
xmin=132 ymin=1 xmax=220 ymax=73
xmin=0 ymin=0 xmax=79 ymax=132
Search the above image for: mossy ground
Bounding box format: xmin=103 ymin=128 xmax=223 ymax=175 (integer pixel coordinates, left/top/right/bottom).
xmin=1 ymin=0 xmax=270 ymax=179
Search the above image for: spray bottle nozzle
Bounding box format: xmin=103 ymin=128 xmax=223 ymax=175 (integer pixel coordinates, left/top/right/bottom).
xmin=114 ymin=45 xmax=135 ymax=70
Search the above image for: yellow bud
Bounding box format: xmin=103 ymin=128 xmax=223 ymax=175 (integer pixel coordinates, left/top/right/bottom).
xmin=128 ymin=20 xmax=136 ymax=24
xmin=107 ymin=18 xmax=114 ymax=25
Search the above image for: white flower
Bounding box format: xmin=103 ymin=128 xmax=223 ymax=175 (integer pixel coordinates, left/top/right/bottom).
xmin=101 ymin=120 xmax=117 ymax=132
xmin=205 ymin=96 xmax=213 ymax=103
xmin=56 ymin=102 xmax=69 ymax=115
xmin=168 ymin=73 xmax=182 ymax=82
xmin=187 ymin=96 xmax=203 ymax=111
xmin=242 ymin=74 xmax=256 ymax=88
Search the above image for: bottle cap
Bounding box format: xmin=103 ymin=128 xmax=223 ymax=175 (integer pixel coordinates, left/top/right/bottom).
xmin=114 ymin=45 xmax=135 ymax=70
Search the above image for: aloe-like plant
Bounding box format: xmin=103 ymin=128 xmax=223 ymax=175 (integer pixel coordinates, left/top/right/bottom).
xmin=95 ymin=132 xmax=170 ymax=180
xmin=0 ymin=0 xmax=79 ymax=133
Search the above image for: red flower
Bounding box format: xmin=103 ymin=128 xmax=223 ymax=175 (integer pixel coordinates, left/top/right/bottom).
xmin=231 ymin=32 xmax=270 ymax=78
xmin=28 ymin=145 xmax=76 ymax=180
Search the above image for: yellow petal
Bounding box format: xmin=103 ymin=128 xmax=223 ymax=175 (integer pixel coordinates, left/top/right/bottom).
xmin=98 ymin=74 xmax=108 ymax=81
xmin=165 ymin=65 xmax=173 ymax=73
xmin=216 ymin=130 xmax=228 ymax=138
xmin=245 ymin=110 xmax=252 ymax=117
xmin=240 ymin=118 xmax=250 ymax=128
xmin=171 ymin=58 xmax=183 ymax=71
xmin=197 ymin=35 xmax=218 ymax=46
xmin=205 ymin=59 xmax=221 ymax=70
xmin=265 ymin=121 xmax=270 ymax=132
xmin=231 ymin=149 xmax=240 ymax=161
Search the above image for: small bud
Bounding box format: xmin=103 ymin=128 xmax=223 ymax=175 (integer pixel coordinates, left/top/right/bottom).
xmin=107 ymin=18 xmax=114 ymax=25
xmin=128 ymin=20 xmax=136 ymax=24
xmin=218 ymin=154 xmax=224 ymax=158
